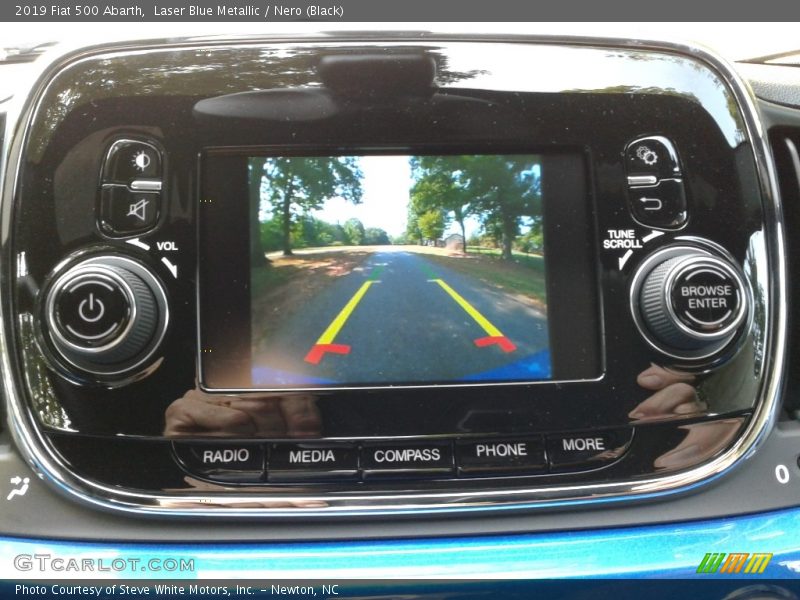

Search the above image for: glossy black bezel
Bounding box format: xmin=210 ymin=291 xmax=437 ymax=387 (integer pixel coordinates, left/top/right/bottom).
xmin=0 ymin=34 xmax=785 ymax=517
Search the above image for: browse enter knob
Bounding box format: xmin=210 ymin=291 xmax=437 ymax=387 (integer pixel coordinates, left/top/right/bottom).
xmin=636 ymin=249 xmax=749 ymax=354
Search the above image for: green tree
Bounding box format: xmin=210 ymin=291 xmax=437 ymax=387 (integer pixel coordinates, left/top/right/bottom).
xmin=405 ymin=204 xmax=423 ymax=244
xmin=343 ymin=218 xmax=366 ymax=245
xmin=259 ymin=218 xmax=284 ymax=253
xmin=252 ymin=157 xmax=363 ymax=256
xmin=409 ymin=156 xmax=473 ymax=253
xmin=364 ymin=227 xmax=391 ymax=245
xmin=292 ymin=215 xmax=321 ymax=248
xmin=249 ymin=161 xmax=270 ymax=267
xmin=465 ymin=156 xmax=542 ymax=261
xmin=417 ymin=210 xmax=446 ymax=242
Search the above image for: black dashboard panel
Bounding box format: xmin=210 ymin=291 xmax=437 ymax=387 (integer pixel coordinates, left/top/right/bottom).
xmin=0 ymin=35 xmax=786 ymax=518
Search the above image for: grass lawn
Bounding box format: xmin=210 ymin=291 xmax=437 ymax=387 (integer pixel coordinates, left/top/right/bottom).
xmin=423 ymin=247 xmax=547 ymax=307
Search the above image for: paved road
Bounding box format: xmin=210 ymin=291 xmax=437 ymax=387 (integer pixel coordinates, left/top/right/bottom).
xmin=252 ymin=251 xmax=550 ymax=386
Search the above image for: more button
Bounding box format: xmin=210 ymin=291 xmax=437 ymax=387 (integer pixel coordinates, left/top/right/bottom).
xmin=546 ymin=429 xmax=633 ymax=473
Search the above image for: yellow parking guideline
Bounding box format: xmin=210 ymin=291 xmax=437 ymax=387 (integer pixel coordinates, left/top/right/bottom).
xmin=315 ymin=280 xmax=375 ymax=344
xmin=431 ymin=279 xmax=502 ymax=337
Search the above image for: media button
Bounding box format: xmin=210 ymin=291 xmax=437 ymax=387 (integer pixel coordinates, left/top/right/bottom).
xmin=546 ymin=429 xmax=633 ymax=472
xmin=456 ymin=438 xmax=546 ymax=476
xmin=361 ymin=442 xmax=453 ymax=479
xmin=268 ymin=444 xmax=358 ymax=482
xmin=173 ymin=442 xmax=265 ymax=483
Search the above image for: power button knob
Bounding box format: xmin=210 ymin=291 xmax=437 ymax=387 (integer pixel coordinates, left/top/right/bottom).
xmin=635 ymin=249 xmax=749 ymax=357
xmin=44 ymin=256 xmax=168 ymax=377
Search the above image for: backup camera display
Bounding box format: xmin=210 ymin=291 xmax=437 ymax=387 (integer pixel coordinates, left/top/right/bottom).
xmin=248 ymin=154 xmax=551 ymax=386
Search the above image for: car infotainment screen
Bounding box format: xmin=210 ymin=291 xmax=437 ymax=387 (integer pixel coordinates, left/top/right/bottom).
xmin=199 ymin=150 xmax=600 ymax=390
xmin=247 ymin=154 xmax=551 ymax=387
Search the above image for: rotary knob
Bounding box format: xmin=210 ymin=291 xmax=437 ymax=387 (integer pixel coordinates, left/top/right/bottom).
xmin=633 ymin=247 xmax=749 ymax=358
xmin=44 ymin=255 xmax=169 ymax=377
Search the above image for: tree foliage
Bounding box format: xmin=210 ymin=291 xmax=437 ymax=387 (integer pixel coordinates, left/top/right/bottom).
xmin=250 ymin=157 xmax=364 ymax=256
xmin=409 ymin=156 xmax=473 ymax=252
xmin=343 ymin=217 xmax=366 ymax=246
xmin=417 ymin=210 xmax=447 ymax=242
xmin=257 ymin=215 xmax=390 ymax=253
xmin=408 ymin=155 xmax=542 ymax=260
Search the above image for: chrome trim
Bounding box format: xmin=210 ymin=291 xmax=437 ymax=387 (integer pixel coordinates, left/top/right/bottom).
xmin=130 ymin=179 xmax=162 ymax=192
xmin=0 ymin=33 xmax=787 ymax=517
xmin=627 ymin=175 xmax=658 ymax=186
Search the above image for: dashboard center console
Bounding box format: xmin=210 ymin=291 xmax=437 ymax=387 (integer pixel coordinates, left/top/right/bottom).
xmin=0 ymin=35 xmax=784 ymax=517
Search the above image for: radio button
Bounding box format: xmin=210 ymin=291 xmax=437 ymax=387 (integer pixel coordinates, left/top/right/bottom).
xmin=173 ymin=442 xmax=265 ymax=482
xmin=361 ymin=442 xmax=453 ymax=479
xmin=100 ymin=185 xmax=160 ymax=235
xmin=103 ymin=139 xmax=162 ymax=183
xmin=546 ymin=429 xmax=633 ymax=472
xmin=625 ymin=136 xmax=682 ymax=180
xmin=267 ymin=444 xmax=358 ymax=482
xmin=456 ymin=438 xmax=546 ymax=476
xmin=628 ymin=178 xmax=687 ymax=229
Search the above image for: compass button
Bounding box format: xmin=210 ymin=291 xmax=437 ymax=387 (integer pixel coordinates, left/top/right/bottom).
xmin=102 ymin=139 xmax=162 ymax=183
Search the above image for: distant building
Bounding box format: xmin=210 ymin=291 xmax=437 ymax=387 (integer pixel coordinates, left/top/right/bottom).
xmin=443 ymin=233 xmax=464 ymax=251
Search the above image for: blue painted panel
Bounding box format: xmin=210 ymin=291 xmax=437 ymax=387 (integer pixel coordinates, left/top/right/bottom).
xmin=2 ymin=507 xmax=800 ymax=579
